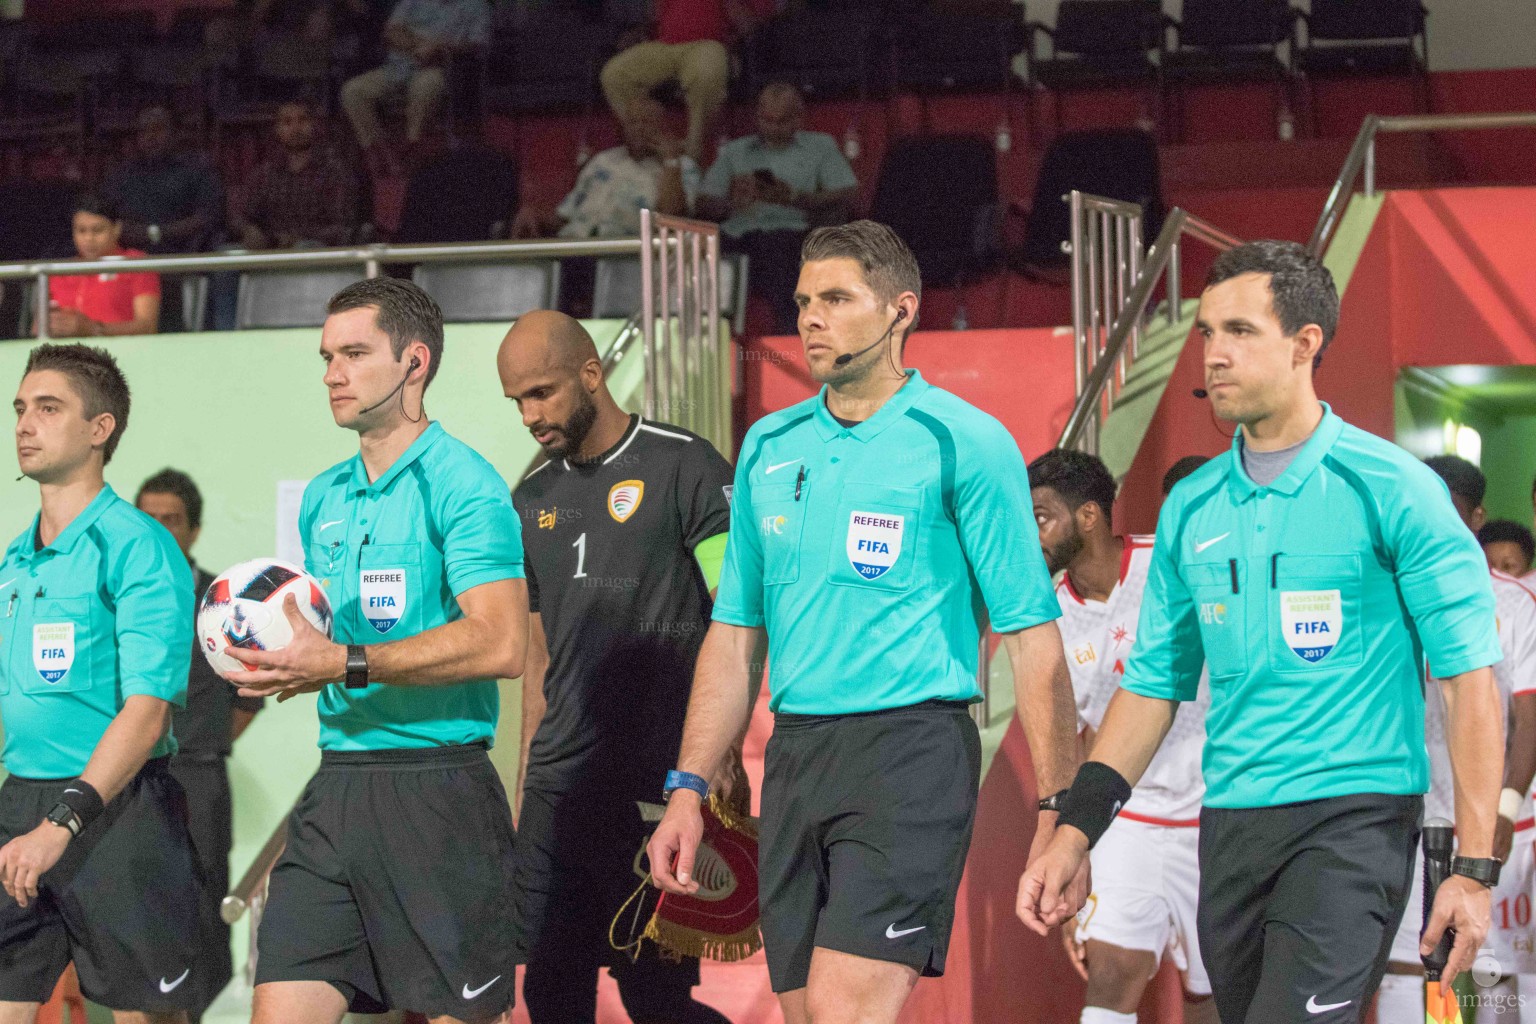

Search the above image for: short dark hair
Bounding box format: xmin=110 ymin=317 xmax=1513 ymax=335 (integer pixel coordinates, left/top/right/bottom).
xmin=137 ymin=468 xmax=203 ymax=529
xmin=1027 ymin=448 xmax=1117 ymax=522
xmin=1479 ymin=519 xmax=1535 ymax=570
xmin=72 ymin=191 xmax=119 ymax=222
xmin=801 ymin=220 xmax=923 ymax=340
xmin=326 ymin=278 xmax=445 ymax=388
xmin=1205 ymin=240 xmax=1339 ymax=367
xmin=1161 ymin=455 xmax=1210 ymax=496
xmin=1425 ymin=454 xmax=1486 ymax=507
xmin=22 ymin=343 xmax=131 ymax=464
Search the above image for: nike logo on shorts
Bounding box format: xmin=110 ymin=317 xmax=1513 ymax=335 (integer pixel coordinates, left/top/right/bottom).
xmin=159 ymin=969 xmax=190 ymax=993
xmin=885 ymin=924 xmax=926 ymax=939
xmin=1194 ymin=532 xmax=1231 ymax=554
xmin=1306 ymin=995 xmax=1351 ymax=1014
xmin=765 ymin=459 xmax=802 ymax=475
xmin=462 ymin=975 xmax=502 ymax=999
xmin=320 ymin=519 xmax=346 ymax=531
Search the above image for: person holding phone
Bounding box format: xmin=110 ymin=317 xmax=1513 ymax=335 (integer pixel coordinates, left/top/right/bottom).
xmin=43 ymin=194 xmax=160 ymax=339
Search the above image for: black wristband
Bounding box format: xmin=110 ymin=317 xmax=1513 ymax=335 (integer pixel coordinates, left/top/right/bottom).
xmin=1057 ymin=761 xmax=1133 ymax=849
xmin=58 ymin=779 xmax=104 ymax=832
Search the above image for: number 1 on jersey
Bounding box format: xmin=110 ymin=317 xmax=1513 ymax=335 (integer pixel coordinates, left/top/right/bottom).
xmin=572 ymin=532 xmax=588 ymax=578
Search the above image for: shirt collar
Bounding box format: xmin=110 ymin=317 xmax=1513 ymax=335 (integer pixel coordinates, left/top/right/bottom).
xmin=348 ymin=422 xmax=444 ymax=494
xmin=812 ymin=370 xmax=929 ymax=442
xmin=1226 ymin=402 xmax=1343 ymax=501
xmin=20 ymin=484 xmax=118 ymax=559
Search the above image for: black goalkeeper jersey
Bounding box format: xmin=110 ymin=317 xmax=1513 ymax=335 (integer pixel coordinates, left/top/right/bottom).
xmin=513 ymin=414 xmax=733 ymax=800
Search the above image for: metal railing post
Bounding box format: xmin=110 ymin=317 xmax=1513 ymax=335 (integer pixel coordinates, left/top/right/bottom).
xmin=1363 ymin=135 xmax=1377 ymax=198
xmin=641 ymin=210 xmax=657 ymax=418
xmin=1068 ymin=191 xmax=1086 ymax=394
xmin=35 ymin=272 xmax=49 ymax=340
xmin=1166 ymin=240 xmax=1181 ymax=327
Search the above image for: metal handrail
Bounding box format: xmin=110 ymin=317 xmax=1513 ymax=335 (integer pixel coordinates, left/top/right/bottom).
xmin=1307 ymin=110 xmax=1536 ymax=256
xmin=2 ymin=236 xmax=651 ymax=340
xmin=1058 ymin=208 xmax=1243 ymax=452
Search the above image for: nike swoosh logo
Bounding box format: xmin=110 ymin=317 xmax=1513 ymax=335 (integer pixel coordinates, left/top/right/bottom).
xmin=1305 ymin=996 xmax=1351 ymax=1014
xmin=1194 ymin=532 xmax=1231 ymax=554
xmin=159 ymin=969 xmax=190 ymax=993
xmin=0 ymin=579 xmax=14 ymax=592
xmin=765 ymin=459 xmax=802 ymax=475
xmin=63 ymin=788 xmax=82 ymax=796
xmin=885 ymin=924 xmax=926 ymax=939
xmin=462 ymin=975 xmax=502 ymax=1000
xmin=319 ymin=519 xmax=346 ymax=531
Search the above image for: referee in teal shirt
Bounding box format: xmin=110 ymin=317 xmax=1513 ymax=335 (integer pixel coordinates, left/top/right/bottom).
xmin=219 ymin=280 xmax=528 ymax=1024
xmin=649 ymin=222 xmax=1081 ymax=1024
xmin=0 ymin=344 xmax=200 ymax=1019
xmin=1021 ymin=242 xmax=1506 ymax=1023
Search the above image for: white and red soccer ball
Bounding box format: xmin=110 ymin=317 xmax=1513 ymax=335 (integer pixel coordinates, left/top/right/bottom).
xmin=197 ymin=559 xmax=334 ymax=679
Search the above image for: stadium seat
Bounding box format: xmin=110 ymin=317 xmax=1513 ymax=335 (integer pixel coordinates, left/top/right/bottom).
xmin=411 ymin=261 xmax=561 ymax=323
xmin=1016 ymin=129 xmax=1164 ymax=274
xmin=1295 ymin=0 xmax=1431 ymax=125
xmin=870 ymin=135 xmax=999 ymax=290
xmin=741 ymin=9 xmax=888 ymax=103
xmin=1161 ymin=0 xmax=1294 ymax=142
xmin=591 ymin=253 xmax=748 ymax=335
xmin=894 ymin=9 xmax=1024 ymax=96
xmin=235 ymin=267 xmax=368 ymax=330
xmin=1025 ymin=0 xmax=1164 ymax=136
xmin=484 ymin=8 xmax=614 ymax=116
xmin=214 ymin=34 xmax=336 ymax=136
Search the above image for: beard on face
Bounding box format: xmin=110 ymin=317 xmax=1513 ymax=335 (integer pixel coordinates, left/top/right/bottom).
xmin=541 ymin=388 xmax=599 ymax=460
xmin=1043 ymin=528 xmax=1084 ymax=577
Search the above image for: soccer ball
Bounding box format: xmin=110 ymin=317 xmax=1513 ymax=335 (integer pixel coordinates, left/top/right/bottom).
xmin=197 ymin=559 xmax=334 ymax=679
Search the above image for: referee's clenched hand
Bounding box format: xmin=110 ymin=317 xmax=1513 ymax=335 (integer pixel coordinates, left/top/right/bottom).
xmin=1016 ymin=827 xmax=1091 ymax=935
xmin=649 ymin=790 xmax=705 ymax=896
xmin=1420 ymin=874 xmax=1492 ymax=987
xmin=0 ymin=821 xmax=72 ymax=908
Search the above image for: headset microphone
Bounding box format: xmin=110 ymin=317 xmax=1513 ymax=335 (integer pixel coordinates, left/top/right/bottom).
xmin=1192 ymin=388 xmax=1209 ymax=399
xmin=359 ymin=356 xmax=421 ymax=416
xmin=834 ymin=309 xmax=906 ymax=367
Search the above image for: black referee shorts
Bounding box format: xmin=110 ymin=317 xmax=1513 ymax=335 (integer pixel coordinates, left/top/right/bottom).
xmin=0 ymin=757 xmax=201 ymax=1011
xmin=1198 ymin=792 xmax=1421 ymax=1024
xmin=759 ymin=699 xmax=981 ymax=993
xmin=255 ymin=743 xmax=518 ymax=1017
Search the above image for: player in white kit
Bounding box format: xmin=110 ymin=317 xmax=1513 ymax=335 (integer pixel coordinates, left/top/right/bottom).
xmin=1028 ymin=450 xmax=1216 ymax=1024
xmin=1377 ymin=455 xmax=1536 ymax=1023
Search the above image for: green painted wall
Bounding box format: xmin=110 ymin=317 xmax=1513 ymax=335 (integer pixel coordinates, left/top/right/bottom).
xmin=0 ymin=319 xmax=645 ymax=978
xmin=1394 ymin=379 xmax=1536 ymax=526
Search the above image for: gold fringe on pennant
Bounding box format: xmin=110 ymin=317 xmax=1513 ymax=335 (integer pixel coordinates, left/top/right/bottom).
xmin=708 ymin=791 xmax=758 ymax=837
xmin=643 ymin=913 xmax=763 ymax=963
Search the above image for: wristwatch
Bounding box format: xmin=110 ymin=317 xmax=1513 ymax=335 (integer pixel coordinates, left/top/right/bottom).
xmin=345 ymin=644 xmax=370 ymax=689
xmin=1451 ymin=855 xmax=1502 ymax=888
xmin=45 ymin=802 xmax=81 ymax=838
xmin=1038 ymin=789 xmax=1070 ymax=813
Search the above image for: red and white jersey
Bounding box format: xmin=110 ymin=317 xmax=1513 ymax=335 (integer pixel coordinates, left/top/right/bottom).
xmin=1056 ymin=535 xmax=1208 ymax=824
xmin=1423 ymin=569 xmax=1536 ymax=824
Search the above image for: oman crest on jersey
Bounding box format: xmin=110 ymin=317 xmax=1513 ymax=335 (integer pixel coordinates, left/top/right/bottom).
xmin=609 ymin=480 xmax=644 ymax=523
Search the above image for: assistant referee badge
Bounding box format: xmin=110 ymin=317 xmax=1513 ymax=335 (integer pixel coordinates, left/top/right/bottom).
xmin=609 ymin=480 xmax=645 ymax=523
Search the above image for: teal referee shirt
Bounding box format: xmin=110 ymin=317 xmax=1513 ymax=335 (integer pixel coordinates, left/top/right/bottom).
xmin=0 ymin=485 xmax=192 ymax=778
xmin=301 ymin=422 xmax=524 ymax=751
xmin=714 ymin=370 xmax=1059 ymax=715
xmin=1121 ymin=404 xmax=1502 ymax=808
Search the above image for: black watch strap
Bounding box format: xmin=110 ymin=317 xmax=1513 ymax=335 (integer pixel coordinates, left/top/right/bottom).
xmin=46 ymin=802 xmax=81 ymax=838
xmin=1038 ymin=789 xmax=1071 ymax=813
xmin=345 ymin=644 xmax=370 ymax=689
xmin=1451 ymin=855 xmax=1502 ymax=888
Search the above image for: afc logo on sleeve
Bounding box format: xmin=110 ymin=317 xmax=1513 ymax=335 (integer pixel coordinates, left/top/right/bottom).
xmin=33 ymin=622 xmax=75 ymax=683
xmin=846 ymin=511 xmax=905 ymax=580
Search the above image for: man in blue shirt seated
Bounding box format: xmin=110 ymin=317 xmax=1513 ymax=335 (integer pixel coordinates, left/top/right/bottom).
xmin=699 ymin=83 xmax=858 ymax=334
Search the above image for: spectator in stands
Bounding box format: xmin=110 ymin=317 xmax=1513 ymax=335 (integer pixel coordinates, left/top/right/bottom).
xmin=1480 ymin=519 xmax=1536 ymax=577
xmin=340 ymin=0 xmax=490 ymax=176
xmin=234 ymin=100 xmax=360 ymax=248
xmin=396 ymin=118 xmax=519 ymax=243
xmin=600 ymin=0 xmax=773 ymax=162
xmin=699 ymin=82 xmax=857 ymax=333
xmin=104 ymin=105 xmax=224 ymax=333
xmin=1162 ymin=454 xmax=1212 ymax=495
xmin=515 ymin=95 xmax=697 ymax=240
xmin=43 ymin=193 xmax=160 ymax=339
xmin=106 ymin=106 xmax=225 ymax=258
